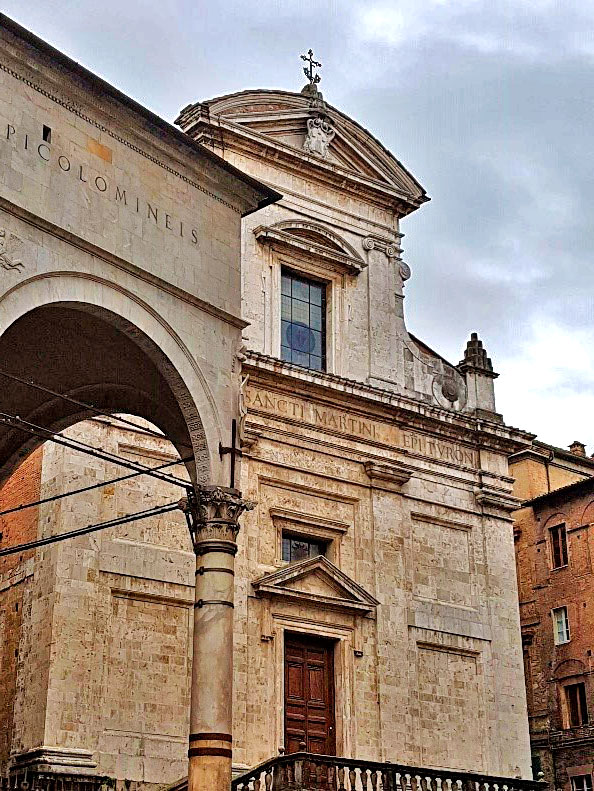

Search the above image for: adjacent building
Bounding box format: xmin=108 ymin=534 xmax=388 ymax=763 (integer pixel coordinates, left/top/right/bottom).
xmin=511 ymin=443 xmax=594 ymax=791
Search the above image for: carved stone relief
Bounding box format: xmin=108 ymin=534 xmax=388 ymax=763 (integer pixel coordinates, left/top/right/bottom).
xmin=303 ymin=116 xmax=335 ymax=159
xmin=0 ymin=228 xmax=24 ymax=272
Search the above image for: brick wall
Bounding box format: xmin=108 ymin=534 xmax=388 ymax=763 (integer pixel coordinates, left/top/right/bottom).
xmin=0 ymin=447 xmax=43 ymax=769
xmin=515 ymin=478 xmax=594 ymax=790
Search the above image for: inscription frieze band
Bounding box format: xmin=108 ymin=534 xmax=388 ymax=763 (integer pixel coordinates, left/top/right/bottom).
xmin=0 ymin=60 xmax=240 ymax=214
xmin=245 ymin=385 xmax=479 ymax=467
xmin=2 ymin=122 xmax=201 ymax=249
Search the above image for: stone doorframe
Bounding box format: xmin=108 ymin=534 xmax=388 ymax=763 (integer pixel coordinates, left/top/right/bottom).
xmin=270 ymin=615 xmax=356 ymax=759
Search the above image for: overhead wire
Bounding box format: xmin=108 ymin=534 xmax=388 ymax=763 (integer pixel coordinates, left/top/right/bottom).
xmin=0 ymin=501 xmax=185 ymax=558
xmin=0 ymin=455 xmax=193 ymax=519
xmin=0 ymin=368 xmax=190 ymax=445
xmin=0 ymin=411 xmax=190 ymax=489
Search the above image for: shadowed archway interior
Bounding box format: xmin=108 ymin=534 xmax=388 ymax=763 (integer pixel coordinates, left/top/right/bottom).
xmin=0 ymin=302 xmax=208 ymax=486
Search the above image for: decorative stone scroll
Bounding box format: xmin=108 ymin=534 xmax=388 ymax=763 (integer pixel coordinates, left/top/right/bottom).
xmin=362 ymin=234 xmax=410 ymax=280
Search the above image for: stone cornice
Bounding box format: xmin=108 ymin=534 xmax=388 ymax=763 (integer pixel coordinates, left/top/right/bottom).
xmin=254 ymin=224 xmax=366 ymax=275
xmin=243 ymin=350 xmax=534 ymax=454
xmin=186 ymin=117 xmax=422 ymax=216
xmin=0 ymin=21 xmax=279 ymax=217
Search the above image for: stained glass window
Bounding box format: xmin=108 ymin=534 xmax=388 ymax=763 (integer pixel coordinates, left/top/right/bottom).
xmin=281 ymin=269 xmax=326 ymax=371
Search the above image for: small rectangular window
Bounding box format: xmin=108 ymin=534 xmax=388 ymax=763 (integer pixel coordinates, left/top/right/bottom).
xmin=553 ymin=606 xmax=570 ymax=644
xmin=566 ymin=683 xmax=589 ymax=727
xmin=280 ymin=268 xmax=326 ymax=371
xmin=550 ymin=523 xmax=568 ymax=568
xmin=282 ymin=533 xmax=325 ymax=564
xmin=42 ymin=125 xmax=52 ymax=143
xmin=571 ymin=776 xmax=593 ymax=791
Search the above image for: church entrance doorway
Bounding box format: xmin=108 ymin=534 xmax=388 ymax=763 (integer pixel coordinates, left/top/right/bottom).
xmin=284 ymin=633 xmax=336 ymax=756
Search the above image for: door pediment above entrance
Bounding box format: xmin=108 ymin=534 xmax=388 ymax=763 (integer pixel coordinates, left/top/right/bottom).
xmin=252 ymin=555 xmax=378 ymax=616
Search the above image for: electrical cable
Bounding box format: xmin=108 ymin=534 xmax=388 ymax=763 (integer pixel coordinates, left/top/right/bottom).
xmin=0 ymin=501 xmax=184 ymax=558
xmin=0 ymin=412 xmax=190 ymax=489
xmin=0 ymin=368 xmax=190 ymax=445
xmin=0 ymin=455 xmax=193 ymax=519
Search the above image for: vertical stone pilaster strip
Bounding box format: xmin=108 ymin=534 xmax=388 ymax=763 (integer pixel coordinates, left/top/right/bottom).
xmin=185 ymin=485 xmax=254 ymax=791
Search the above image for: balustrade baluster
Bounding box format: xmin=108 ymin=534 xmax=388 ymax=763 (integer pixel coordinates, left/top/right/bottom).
xmin=264 ymin=768 xmax=273 ymax=791
xmin=338 ymin=766 xmax=346 ymax=791
xmin=314 ymin=761 xmax=322 ymax=789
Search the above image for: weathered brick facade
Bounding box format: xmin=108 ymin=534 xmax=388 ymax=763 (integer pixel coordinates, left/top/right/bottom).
xmin=0 ymin=447 xmax=41 ymax=768
xmin=512 ymin=446 xmax=594 ymax=790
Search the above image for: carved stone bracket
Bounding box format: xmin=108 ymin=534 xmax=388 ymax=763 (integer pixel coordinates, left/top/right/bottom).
xmin=474 ymin=485 xmax=519 ymax=513
xmin=364 ymin=460 xmax=413 ymax=492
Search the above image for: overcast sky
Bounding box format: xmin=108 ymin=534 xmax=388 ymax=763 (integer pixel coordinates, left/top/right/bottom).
xmin=6 ymin=0 xmax=594 ymax=451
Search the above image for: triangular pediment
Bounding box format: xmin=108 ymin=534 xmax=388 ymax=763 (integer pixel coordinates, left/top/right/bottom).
xmin=252 ymin=556 xmax=378 ymax=615
xmin=176 ymin=90 xmax=427 ymax=210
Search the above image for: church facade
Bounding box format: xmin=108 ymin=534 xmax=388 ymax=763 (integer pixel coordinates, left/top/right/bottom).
xmin=175 ymin=85 xmax=534 ymax=777
xmin=0 ymin=17 xmax=537 ymax=791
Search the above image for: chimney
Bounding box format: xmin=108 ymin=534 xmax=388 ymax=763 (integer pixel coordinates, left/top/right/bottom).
xmin=569 ymin=441 xmax=587 ymax=457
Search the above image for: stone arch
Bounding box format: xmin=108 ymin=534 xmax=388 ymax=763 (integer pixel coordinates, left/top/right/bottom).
xmin=0 ymin=273 xmax=222 ymax=486
xmin=542 ymin=511 xmax=569 ymax=530
xmin=553 ymin=658 xmax=587 ymax=680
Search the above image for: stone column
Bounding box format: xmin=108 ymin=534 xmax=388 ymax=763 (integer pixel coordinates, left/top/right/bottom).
xmin=182 ymin=485 xmax=253 ymax=791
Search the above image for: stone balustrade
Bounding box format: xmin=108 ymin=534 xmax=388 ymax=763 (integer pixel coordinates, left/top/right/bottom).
xmin=232 ymin=753 xmax=545 ymax=791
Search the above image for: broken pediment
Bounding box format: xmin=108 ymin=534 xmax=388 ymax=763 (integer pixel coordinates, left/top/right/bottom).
xmin=252 ymin=555 xmax=378 ymax=616
xmin=176 ymin=90 xmax=427 ymax=214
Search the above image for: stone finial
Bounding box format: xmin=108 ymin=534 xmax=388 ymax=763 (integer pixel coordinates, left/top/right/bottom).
xmin=458 ymin=332 xmax=498 ymax=378
xmin=569 ymin=440 xmax=587 ymax=457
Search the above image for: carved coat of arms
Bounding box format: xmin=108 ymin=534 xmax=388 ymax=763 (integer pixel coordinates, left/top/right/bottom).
xmin=303 ymin=116 xmax=335 ymax=159
xmin=0 ymin=228 xmax=24 ymax=272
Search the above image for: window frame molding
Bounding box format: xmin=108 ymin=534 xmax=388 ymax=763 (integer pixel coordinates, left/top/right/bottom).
xmin=549 ymin=522 xmax=569 ymax=570
xmin=552 ymin=605 xmax=571 ymax=645
xmin=270 ymin=508 xmax=348 ymax=568
xmin=268 ymin=250 xmax=346 ymax=376
xmin=561 ymin=679 xmax=589 ymax=729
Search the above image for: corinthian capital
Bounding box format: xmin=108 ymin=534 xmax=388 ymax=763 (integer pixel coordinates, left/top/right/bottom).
xmin=179 ymin=486 xmax=255 ymax=553
xmin=197 ymin=485 xmax=255 ymax=525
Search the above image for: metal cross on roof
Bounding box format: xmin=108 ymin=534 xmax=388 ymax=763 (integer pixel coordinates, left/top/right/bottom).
xmin=301 ymin=49 xmax=321 ymax=85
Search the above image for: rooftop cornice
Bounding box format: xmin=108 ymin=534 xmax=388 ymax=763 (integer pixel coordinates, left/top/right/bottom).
xmin=243 ymin=349 xmax=535 ymax=452
xmin=0 ymin=15 xmax=280 ymax=217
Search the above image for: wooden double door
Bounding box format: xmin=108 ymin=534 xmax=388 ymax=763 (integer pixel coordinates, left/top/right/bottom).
xmin=284 ymin=633 xmax=336 ymax=755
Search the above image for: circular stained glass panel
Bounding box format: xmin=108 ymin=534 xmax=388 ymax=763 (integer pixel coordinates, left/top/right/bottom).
xmin=286 ymin=321 xmax=316 ymax=353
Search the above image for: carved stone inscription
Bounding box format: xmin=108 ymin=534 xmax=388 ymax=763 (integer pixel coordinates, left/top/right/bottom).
xmin=401 ymin=431 xmax=478 ymax=467
xmin=245 ymin=386 xmax=479 ymax=467
xmin=245 ymin=385 xmax=398 ymax=445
